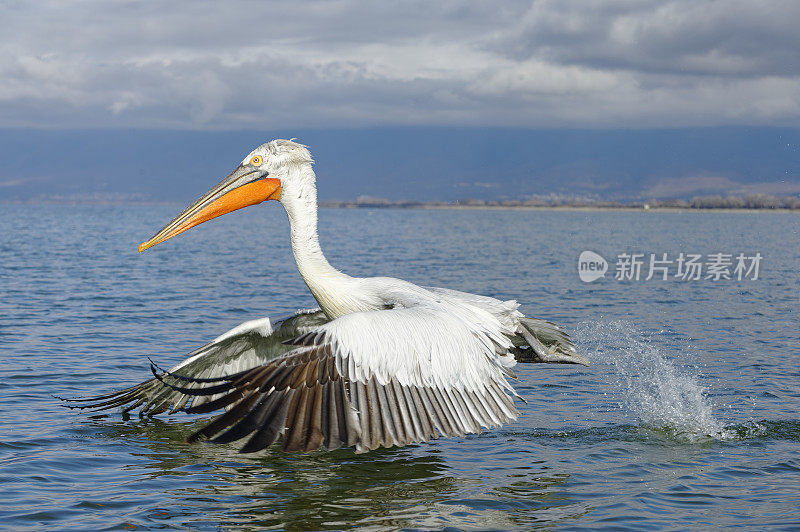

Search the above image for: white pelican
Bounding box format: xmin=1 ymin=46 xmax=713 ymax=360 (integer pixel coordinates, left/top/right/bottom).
xmin=65 ymin=139 xmax=588 ymax=453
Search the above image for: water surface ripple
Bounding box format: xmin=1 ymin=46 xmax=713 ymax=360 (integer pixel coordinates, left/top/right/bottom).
xmin=1 ymin=206 xmax=799 ymax=530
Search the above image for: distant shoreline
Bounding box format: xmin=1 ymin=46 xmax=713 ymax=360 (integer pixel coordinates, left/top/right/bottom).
xmin=391 ymin=204 xmax=800 ymax=213
xmin=317 ymin=200 xmax=800 ymax=213
xmin=3 ymin=199 xmax=800 ymax=213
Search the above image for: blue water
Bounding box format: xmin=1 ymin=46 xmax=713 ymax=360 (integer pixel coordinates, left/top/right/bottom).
xmin=1 ymin=205 xmax=799 ymax=530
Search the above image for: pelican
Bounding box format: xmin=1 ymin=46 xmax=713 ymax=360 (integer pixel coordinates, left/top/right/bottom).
xmin=65 ymin=139 xmax=588 ymax=453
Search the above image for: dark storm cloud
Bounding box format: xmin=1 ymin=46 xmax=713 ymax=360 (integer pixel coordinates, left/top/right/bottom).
xmin=491 ymin=0 xmax=800 ymax=77
xmin=0 ymin=0 xmax=797 ymax=129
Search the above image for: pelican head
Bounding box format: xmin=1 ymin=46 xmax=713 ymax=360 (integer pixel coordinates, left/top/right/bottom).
xmin=138 ymin=139 xmax=313 ymax=252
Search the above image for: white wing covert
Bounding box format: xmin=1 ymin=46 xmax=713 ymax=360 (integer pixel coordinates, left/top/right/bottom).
xmin=424 ymin=285 xmax=586 ymax=365
xmin=156 ymin=301 xmax=521 ymax=453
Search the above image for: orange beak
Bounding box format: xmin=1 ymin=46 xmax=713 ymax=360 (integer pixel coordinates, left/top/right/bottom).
xmin=138 ymin=166 xmax=281 ymax=252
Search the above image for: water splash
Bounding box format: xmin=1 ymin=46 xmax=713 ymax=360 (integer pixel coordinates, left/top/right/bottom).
xmin=577 ymin=320 xmax=734 ymax=441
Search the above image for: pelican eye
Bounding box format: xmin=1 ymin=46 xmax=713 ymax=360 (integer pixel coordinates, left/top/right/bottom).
xmin=249 ymin=155 xmax=263 ymax=166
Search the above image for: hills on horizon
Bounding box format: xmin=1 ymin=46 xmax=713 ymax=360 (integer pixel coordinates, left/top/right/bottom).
xmin=1 ymin=127 xmax=798 ymax=204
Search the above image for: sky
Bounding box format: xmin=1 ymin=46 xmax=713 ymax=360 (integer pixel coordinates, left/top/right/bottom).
xmin=2 ymin=0 xmax=799 ymax=130
xmin=1 ymin=0 xmax=798 ymax=201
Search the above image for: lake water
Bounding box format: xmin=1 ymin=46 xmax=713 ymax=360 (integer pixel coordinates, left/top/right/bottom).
xmin=1 ymin=205 xmax=799 ymax=530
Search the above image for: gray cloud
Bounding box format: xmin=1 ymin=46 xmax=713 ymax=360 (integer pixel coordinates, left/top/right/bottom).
xmin=491 ymin=1 xmax=800 ymax=77
xmin=0 ymin=0 xmax=798 ymax=129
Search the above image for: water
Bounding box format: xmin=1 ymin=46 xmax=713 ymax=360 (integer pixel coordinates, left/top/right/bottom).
xmin=1 ymin=205 xmax=799 ymax=530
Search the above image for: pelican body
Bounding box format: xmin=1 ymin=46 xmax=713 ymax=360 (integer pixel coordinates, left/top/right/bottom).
xmin=66 ymin=139 xmax=588 ymax=453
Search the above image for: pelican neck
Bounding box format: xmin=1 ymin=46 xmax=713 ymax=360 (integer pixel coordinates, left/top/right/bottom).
xmin=279 ymin=165 xmax=354 ymax=317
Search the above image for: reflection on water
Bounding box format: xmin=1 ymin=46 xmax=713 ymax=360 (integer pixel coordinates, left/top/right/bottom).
xmin=85 ymin=417 xmax=581 ymax=530
xmin=91 ymin=418 xmax=448 ymax=529
xmin=53 ymin=412 xmax=797 ymax=530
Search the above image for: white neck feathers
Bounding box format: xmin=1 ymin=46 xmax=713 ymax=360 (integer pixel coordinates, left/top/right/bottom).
xmin=279 ymin=163 xmax=358 ymax=318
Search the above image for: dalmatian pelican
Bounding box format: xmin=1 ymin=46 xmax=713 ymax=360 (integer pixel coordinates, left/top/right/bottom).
xmin=64 ymin=139 xmax=588 ymax=453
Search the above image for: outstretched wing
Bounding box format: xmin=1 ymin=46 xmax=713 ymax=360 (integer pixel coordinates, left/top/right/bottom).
xmin=425 ymin=286 xmax=587 ymax=365
xmin=60 ymin=309 xmax=329 ymax=416
xmin=157 ymin=303 xmax=521 ymax=453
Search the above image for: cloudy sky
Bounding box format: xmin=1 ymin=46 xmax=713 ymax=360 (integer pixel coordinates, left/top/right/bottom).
xmin=2 ymin=0 xmax=799 ymax=130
